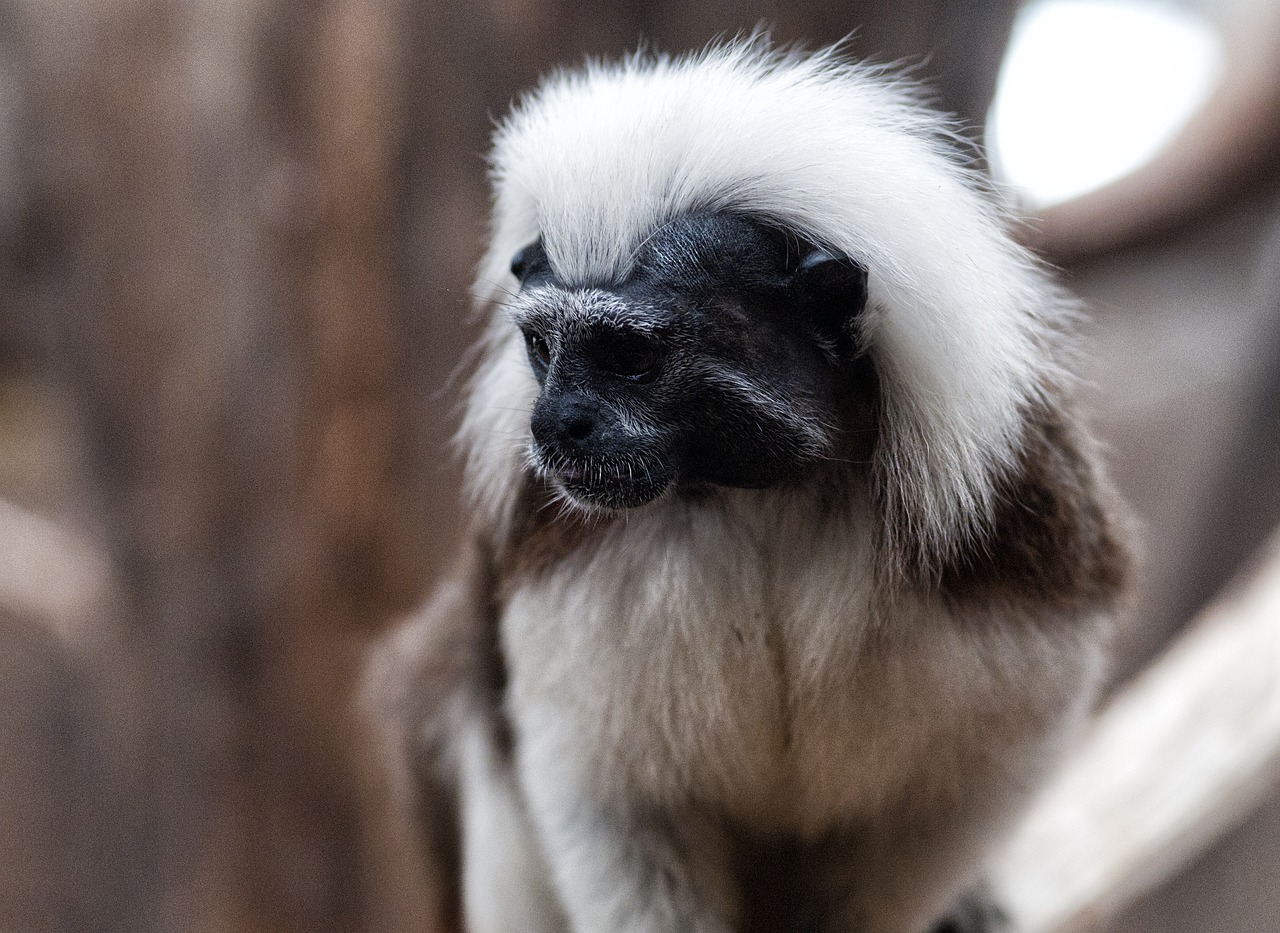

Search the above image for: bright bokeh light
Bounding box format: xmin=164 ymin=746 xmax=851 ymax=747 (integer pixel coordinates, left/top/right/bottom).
xmin=988 ymin=0 xmax=1224 ymax=208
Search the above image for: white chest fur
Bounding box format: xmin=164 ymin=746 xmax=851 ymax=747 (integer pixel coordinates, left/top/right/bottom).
xmin=499 ymin=488 xmax=1077 ymax=837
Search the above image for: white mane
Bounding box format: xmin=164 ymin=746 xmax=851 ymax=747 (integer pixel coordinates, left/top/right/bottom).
xmin=461 ymin=42 xmax=1071 ymax=563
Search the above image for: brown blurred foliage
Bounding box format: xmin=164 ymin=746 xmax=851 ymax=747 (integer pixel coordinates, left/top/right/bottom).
xmin=0 ymin=2 xmax=1020 ymax=931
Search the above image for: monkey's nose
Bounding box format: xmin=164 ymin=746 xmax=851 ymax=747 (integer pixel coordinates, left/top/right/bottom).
xmin=563 ymin=411 xmax=594 ymax=441
xmin=532 ymin=393 xmax=605 ymax=452
xmin=559 ymin=401 xmax=597 ymax=444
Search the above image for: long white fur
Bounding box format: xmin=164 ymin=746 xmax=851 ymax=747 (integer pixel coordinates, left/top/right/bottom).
xmin=461 ymin=41 xmax=1070 ymax=561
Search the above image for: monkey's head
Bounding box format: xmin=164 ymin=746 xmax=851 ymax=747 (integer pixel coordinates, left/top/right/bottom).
xmin=463 ymin=43 xmax=1070 ymax=569
xmin=507 ymin=212 xmax=869 ymax=510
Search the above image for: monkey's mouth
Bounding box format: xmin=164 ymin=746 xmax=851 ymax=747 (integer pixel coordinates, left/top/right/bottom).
xmin=541 ymin=453 xmax=670 ymax=510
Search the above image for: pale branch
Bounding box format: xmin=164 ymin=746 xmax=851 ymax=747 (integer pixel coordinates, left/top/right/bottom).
xmin=990 ymin=528 xmax=1280 ymax=932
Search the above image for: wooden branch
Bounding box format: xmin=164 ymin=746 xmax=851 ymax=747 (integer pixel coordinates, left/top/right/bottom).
xmin=989 ymin=528 xmax=1280 ymax=932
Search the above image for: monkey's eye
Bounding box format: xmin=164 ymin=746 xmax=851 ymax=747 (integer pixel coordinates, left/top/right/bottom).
xmin=594 ymin=331 xmax=660 ymax=381
xmin=524 ymin=330 xmax=552 ymax=372
xmin=511 ymin=240 xmax=545 ymax=283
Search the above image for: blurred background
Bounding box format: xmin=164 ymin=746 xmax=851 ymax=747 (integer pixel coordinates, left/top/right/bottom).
xmin=0 ymin=0 xmax=1277 ymax=931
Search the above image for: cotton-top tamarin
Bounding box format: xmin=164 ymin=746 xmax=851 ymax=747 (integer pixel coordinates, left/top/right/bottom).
xmin=368 ymin=42 xmax=1130 ymax=933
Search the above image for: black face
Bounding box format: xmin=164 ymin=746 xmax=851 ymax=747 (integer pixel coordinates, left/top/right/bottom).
xmin=510 ymin=212 xmax=871 ymax=510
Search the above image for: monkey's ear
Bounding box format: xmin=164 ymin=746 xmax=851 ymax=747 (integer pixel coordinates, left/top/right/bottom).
xmin=511 ymin=238 xmax=548 ymax=284
xmin=793 ymin=248 xmax=868 ymax=358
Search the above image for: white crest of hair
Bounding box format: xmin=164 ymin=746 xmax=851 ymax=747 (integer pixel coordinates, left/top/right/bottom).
xmin=462 ymin=40 xmax=1071 ymax=561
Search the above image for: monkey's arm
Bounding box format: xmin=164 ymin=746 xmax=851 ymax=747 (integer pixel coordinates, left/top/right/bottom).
xmin=364 ymin=546 xmax=503 ymax=933
xmin=514 ymin=719 xmax=739 ymax=933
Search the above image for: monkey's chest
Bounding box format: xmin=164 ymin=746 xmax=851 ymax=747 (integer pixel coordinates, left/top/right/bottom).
xmin=499 ymin=508 xmax=956 ymax=832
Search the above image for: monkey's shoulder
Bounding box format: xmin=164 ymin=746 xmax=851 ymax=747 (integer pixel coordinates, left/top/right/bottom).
xmin=928 ymin=401 xmax=1132 ymax=617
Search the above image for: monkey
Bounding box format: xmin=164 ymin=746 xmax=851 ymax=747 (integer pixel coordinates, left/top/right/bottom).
xmin=366 ymin=42 xmax=1131 ymax=933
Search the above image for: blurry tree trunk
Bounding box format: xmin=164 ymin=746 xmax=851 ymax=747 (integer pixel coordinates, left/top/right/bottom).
xmin=8 ymin=1 xmax=430 ymax=931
